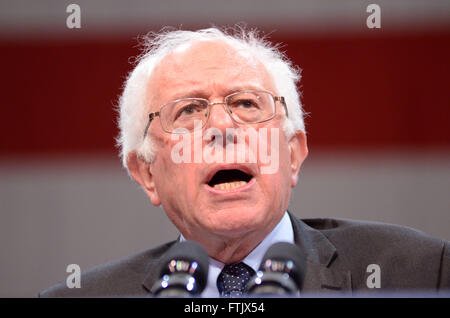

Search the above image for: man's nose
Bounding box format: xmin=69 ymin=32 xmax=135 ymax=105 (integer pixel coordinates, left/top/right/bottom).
xmin=204 ymin=102 xmax=236 ymax=146
xmin=206 ymin=102 xmax=235 ymax=132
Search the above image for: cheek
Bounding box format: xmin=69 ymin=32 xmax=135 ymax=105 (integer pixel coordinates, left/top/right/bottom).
xmin=278 ymin=140 xmax=293 ymax=175
xmin=153 ymin=146 xmax=199 ymax=201
xmin=257 ymin=125 xmax=291 ymax=176
xmin=259 ymin=167 xmax=289 ymax=199
xmin=153 ymin=148 xmax=179 ymax=195
xmin=260 ymin=136 xmax=292 ymax=195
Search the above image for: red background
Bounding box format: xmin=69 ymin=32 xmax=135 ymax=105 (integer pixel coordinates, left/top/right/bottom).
xmin=1 ymin=30 xmax=449 ymax=156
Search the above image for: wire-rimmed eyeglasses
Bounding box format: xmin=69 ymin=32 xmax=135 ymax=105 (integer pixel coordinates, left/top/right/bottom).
xmin=143 ymin=89 xmax=288 ymax=138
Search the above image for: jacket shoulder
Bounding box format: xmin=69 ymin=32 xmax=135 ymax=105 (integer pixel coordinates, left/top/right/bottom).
xmin=302 ymin=217 xmax=444 ymax=248
xmin=39 ymin=240 xmax=176 ymax=297
xmin=301 ymin=217 xmax=448 ymax=290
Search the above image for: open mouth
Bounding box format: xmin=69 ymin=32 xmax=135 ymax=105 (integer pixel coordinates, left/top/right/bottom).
xmin=207 ymin=169 xmax=253 ymax=191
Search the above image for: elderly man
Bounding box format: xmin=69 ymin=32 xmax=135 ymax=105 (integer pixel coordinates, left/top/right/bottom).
xmin=41 ymin=27 xmax=449 ymax=297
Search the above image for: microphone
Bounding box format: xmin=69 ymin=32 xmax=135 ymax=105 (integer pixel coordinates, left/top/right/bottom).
xmin=152 ymin=240 xmax=209 ymax=297
xmin=245 ymin=242 xmax=306 ymax=296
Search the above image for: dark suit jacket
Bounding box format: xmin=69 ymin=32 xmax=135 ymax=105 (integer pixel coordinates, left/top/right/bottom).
xmin=39 ymin=212 xmax=450 ymax=297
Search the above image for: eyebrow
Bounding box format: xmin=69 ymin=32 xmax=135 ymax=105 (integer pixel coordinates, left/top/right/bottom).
xmin=167 ymin=85 xmax=267 ymax=102
xmin=169 ymin=89 xmax=209 ymax=101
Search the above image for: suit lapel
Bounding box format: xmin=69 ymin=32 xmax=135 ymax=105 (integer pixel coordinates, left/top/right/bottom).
xmin=141 ymin=240 xmax=177 ymax=295
xmin=141 ymin=259 xmax=162 ymax=294
xmin=288 ymin=211 xmax=352 ymax=295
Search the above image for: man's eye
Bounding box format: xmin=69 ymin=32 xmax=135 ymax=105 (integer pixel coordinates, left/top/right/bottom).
xmin=234 ymin=99 xmax=259 ymax=109
xmin=175 ymin=104 xmax=202 ymax=119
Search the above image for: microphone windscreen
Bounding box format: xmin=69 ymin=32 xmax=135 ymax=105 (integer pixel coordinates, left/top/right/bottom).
xmin=259 ymin=242 xmax=306 ymax=288
xmin=157 ymin=240 xmax=210 ymax=290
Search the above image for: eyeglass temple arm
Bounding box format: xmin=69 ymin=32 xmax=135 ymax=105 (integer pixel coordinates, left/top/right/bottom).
xmin=143 ymin=112 xmax=159 ymax=139
xmin=275 ymin=96 xmax=288 ymax=117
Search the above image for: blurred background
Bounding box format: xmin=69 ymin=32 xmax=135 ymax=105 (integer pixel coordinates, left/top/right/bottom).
xmin=0 ymin=0 xmax=449 ymax=297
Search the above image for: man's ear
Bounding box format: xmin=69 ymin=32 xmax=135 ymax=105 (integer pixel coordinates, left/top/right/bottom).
xmin=288 ymin=130 xmax=308 ymax=187
xmin=126 ymin=150 xmax=161 ymax=206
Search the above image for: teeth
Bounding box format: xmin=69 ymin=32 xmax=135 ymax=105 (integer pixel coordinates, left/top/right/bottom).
xmin=213 ymin=181 xmax=247 ymax=190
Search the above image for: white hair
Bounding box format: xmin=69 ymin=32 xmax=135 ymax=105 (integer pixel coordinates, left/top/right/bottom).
xmin=117 ymin=26 xmax=305 ymax=171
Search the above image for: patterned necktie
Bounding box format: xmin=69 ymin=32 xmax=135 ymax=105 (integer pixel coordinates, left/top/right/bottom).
xmin=217 ymin=262 xmax=255 ymax=297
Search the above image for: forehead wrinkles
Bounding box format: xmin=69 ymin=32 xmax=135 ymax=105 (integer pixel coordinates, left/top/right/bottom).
xmin=146 ymin=40 xmax=274 ymax=112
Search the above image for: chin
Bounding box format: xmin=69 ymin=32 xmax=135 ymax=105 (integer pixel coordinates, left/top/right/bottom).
xmin=202 ymin=205 xmax=269 ymax=237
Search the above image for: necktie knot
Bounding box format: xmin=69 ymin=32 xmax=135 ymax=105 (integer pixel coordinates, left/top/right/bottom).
xmin=217 ymin=262 xmax=255 ymax=297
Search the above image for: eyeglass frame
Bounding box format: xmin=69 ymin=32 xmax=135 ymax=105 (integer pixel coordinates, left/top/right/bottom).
xmin=143 ymin=89 xmax=288 ymax=139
